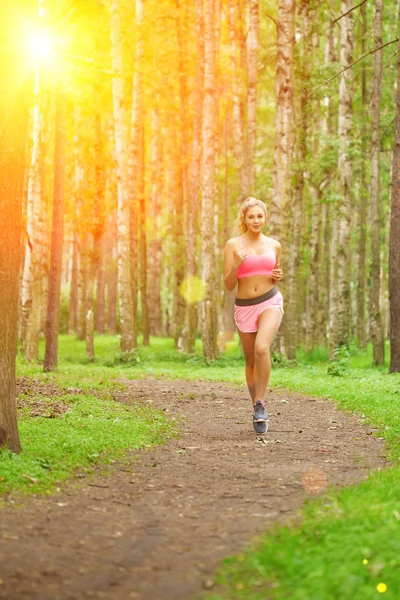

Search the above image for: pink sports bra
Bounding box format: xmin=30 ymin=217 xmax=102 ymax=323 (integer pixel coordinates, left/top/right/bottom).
xmin=237 ymin=236 xmax=276 ymax=279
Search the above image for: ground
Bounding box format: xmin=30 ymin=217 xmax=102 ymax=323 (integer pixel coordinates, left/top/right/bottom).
xmin=0 ymin=378 xmax=388 ymax=600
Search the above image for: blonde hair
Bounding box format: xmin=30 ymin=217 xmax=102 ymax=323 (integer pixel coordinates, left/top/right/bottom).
xmin=233 ymin=197 xmax=267 ymax=235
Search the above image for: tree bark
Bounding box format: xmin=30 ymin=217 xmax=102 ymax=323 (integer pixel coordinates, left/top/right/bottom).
xmin=244 ymin=0 xmax=259 ymax=194
xmin=356 ymin=2 xmax=368 ymax=349
xmin=94 ymin=108 xmax=106 ymax=335
xmin=201 ymin=0 xmax=219 ymax=361
xmin=369 ymin=0 xmax=385 ymax=365
xmin=181 ymin=0 xmax=203 ymax=354
xmin=271 ymin=0 xmax=295 ymax=357
xmin=110 ymin=0 xmax=136 ymax=352
xmin=336 ymin=0 xmax=354 ymax=347
xmin=0 ymin=3 xmax=32 ymax=450
xmin=389 ymin=38 xmax=400 ymax=373
xmin=67 ymin=232 xmax=78 ymax=334
xmin=43 ymin=90 xmax=66 ymax=372
xmin=148 ymin=111 xmax=163 ymax=337
xmin=21 ymin=67 xmax=48 ymax=361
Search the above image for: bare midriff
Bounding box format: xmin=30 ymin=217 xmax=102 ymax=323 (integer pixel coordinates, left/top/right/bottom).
xmin=236 ymin=275 xmax=275 ymax=300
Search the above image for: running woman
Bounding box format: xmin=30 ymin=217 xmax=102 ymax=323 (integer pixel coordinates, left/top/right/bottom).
xmin=223 ymin=197 xmax=283 ymax=433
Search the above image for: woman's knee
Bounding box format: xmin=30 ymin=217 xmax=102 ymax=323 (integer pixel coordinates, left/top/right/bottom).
xmin=254 ymin=342 xmax=271 ymax=361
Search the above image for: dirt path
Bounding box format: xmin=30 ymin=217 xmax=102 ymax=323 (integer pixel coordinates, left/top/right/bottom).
xmin=0 ymin=379 xmax=388 ymax=600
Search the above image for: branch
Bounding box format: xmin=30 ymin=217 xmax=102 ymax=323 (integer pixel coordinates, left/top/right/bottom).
xmin=331 ymin=0 xmax=369 ymax=24
xmin=265 ymin=13 xmax=278 ymax=30
xmin=308 ymin=38 xmax=399 ymax=98
xmin=22 ymin=224 xmax=33 ymax=251
xmin=370 ymin=111 xmax=400 ymax=160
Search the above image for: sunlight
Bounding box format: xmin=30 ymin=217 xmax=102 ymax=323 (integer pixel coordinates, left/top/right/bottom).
xmin=28 ymin=31 xmax=53 ymax=63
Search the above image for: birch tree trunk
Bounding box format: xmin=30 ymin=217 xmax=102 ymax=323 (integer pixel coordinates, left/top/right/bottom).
xmin=369 ymin=0 xmax=385 ymax=365
xmin=243 ymin=0 xmax=259 ymax=194
xmin=270 ymin=0 xmax=295 ymax=357
xmin=181 ymin=0 xmax=203 ymax=354
xmin=129 ymin=0 xmax=146 ymax=346
xmin=67 ymin=232 xmax=78 ymax=334
xmin=148 ymin=110 xmax=163 ymax=336
xmin=110 ymin=0 xmax=136 ymax=352
xmin=105 ymin=211 xmax=118 ymax=335
xmin=336 ymin=0 xmax=353 ymax=347
xmin=356 ymin=2 xmax=368 ymax=349
xmin=43 ymin=90 xmax=66 ymax=372
xmin=389 ymin=38 xmax=400 ymax=373
xmin=201 ymin=0 xmax=218 ymax=361
xmin=0 ymin=7 xmax=31 ymax=450
xmin=94 ymin=109 xmax=106 ymax=335
xmin=21 ymin=68 xmax=48 ymax=361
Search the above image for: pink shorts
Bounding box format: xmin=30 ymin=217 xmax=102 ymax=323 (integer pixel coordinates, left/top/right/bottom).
xmin=234 ymin=291 xmax=284 ymax=333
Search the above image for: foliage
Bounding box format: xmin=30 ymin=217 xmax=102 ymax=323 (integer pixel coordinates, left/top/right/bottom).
xmin=327 ymin=344 xmax=350 ymax=377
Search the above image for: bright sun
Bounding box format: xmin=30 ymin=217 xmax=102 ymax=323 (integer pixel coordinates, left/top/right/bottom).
xmin=29 ymin=32 xmax=53 ymax=63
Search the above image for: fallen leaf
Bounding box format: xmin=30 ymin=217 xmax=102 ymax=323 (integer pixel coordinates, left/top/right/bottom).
xmin=22 ymin=474 xmax=38 ymax=484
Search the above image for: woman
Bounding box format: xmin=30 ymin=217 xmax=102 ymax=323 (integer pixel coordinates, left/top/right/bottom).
xmin=223 ymin=197 xmax=283 ymax=434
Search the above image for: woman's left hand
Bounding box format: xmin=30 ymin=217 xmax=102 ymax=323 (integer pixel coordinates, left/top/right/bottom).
xmin=272 ymin=266 xmax=283 ymax=282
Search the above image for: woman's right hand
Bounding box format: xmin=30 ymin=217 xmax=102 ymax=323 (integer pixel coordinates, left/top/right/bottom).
xmin=233 ymin=248 xmax=247 ymax=269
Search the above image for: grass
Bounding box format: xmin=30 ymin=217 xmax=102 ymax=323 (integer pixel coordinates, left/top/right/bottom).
xmin=4 ymin=334 xmax=400 ymax=599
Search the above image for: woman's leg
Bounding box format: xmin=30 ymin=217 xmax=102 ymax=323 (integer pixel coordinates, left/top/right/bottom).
xmin=237 ymin=330 xmax=257 ymax=404
xmin=254 ymin=308 xmax=283 ymax=401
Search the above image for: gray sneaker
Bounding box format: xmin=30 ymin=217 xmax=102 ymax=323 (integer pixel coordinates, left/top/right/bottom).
xmin=253 ymin=400 xmax=269 ymax=434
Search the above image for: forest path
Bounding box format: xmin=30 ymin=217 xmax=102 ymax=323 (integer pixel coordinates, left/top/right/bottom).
xmin=0 ymin=378 xmax=388 ymax=600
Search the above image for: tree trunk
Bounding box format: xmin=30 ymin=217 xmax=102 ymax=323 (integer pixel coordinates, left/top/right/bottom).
xmin=181 ymin=0 xmax=203 ymax=353
xmin=0 ymin=6 xmax=31 ymax=450
xmin=201 ymin=0 xmax=219 ymax=361
xmin=138 ymin=128 xmax=149 ymax=346
xmin=369 ymin=0 xmax=385 ymax=365
xmin=148 ymin=111 xmax=163 ymax=336
xmin=110 ymin=0 xmax=135 ymax=352
xmin=389 ymin=38 xmax=400 ymax=373
xmin=243 ymin=0 xmax=259 ymax=194
xmin=271 ymin=0 xmax=295 ymax=357
xmin=94 ymin=108 xmax=106 ymax=335
xmin=356 ymin=2 xmax=368 ymax=349
xmin=21 ymin=67 xmax=48 ymax=361
xmin=336 ymin=0 xmax=354 ymax=347
xmin=67 ymin=232 xmax=78 ymax=334
xmin=43 ymin=90 xmax=66 ymax=372
xmin=106 ymin=212 xmax=118 ymax=335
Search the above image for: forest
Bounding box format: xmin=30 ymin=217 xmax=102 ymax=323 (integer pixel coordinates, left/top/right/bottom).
xmin=1 ymin=1 xmax=400 ymax=598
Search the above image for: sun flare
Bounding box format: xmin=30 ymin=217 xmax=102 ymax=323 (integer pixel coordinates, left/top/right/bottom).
xmin=28 ymin=32 xmax=53 ymax=63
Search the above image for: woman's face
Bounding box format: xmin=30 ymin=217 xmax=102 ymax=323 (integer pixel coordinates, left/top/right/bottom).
xmin=244 ymin=205 xmax=266 ymax=232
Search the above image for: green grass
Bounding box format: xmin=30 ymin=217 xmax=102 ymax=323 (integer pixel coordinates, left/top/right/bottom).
xmin=0 ymin=393 xmax=174 ymax=496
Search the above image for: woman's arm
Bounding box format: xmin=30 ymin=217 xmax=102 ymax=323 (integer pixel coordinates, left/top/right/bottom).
xmin=223 ymin=239 xmax=244 ymax=291
xmin=271 ymin=240 xmax=283 ymax=283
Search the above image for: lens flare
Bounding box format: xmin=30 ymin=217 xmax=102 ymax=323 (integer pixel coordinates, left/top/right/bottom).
xmin=179 ymin=276 xmax=205 ymax=304
xmin=301 ymin=467 xmax=327 ymax=494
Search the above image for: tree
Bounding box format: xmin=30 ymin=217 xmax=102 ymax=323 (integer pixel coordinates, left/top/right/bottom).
xmin=336 ymin=0 xmax=354 ymax=348
xmin=0 ymin=0 xmax=34 ymax=451
xmin=21 ymin=67 xmax=49 ymax=361
xmin=109 ymin=0 xmax=136 ymax=352
xmin=201 ymin=0 xmax=219 ymax=361
xmin=270 ymin=0 xmax=295 ymax=357
xmin=369 ymin=0 xmax=385 ymax=365
xmin=389 ymin=38 xmax=400 ymax=373
xmin=43 ymin=89 xmax=66 ymax=372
